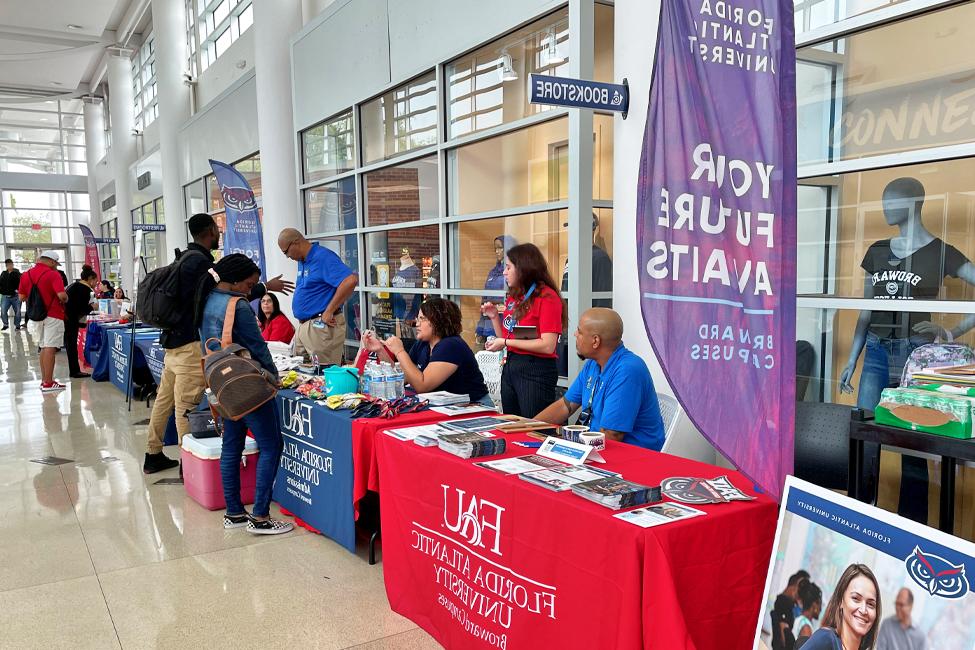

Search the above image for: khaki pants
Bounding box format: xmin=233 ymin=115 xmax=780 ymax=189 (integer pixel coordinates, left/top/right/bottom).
xmin=293 ymin=312 xmax=346 ymax=366
xmin=146 ymin=340 xmax=207 ymax=454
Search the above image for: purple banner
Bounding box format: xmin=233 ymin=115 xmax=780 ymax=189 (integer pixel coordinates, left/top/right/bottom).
xmin=209 ymin=159 xmax=266 ymax=280
xmin=636 ymin=0 xmax=797 ymax=500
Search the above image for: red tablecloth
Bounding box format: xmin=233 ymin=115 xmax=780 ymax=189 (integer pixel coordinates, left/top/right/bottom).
xmin=351 ymin=410 xmax=454 ymax=519
xmin=376 ymin=434 xmax=777 ymax=650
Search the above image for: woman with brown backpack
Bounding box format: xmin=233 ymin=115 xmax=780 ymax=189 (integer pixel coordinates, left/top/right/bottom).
xmin=196 ymin=254 xmax=292 ymax=535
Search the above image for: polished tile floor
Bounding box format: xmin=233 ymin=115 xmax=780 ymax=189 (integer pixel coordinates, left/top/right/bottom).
xmin=0 ymin=329 xmax=440 ymax=649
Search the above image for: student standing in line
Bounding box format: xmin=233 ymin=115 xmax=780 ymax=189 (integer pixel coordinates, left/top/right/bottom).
xmin=196 ymin=254 xmax=292 ymax=535
xmin=0 ymin=258 xmax=23 ymax=331
xmin=64 ymin=265 xmax=99 ymax=379
xmin=480 ymin=243 xmax=563 ymax=417
xmin=19 ymin=250 xmax=68 ymax=392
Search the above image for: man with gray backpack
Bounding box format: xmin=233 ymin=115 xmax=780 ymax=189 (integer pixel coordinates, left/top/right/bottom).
xmin=141 ymin=213 xmax=294 ymax=474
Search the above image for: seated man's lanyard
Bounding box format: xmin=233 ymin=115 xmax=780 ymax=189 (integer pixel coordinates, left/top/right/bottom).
xmin=501 ymin=282 xmax=537 ymax=363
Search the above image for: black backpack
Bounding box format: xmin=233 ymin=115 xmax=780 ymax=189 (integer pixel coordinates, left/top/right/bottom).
xmin=136 ymin=249 xmax=205 ymax=329
xmin=25 ymin=267 xmax=54 ymax=322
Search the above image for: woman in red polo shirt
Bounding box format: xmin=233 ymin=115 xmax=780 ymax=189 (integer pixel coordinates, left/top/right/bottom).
xmin=480 ymin=243 xmax=563 ymax=417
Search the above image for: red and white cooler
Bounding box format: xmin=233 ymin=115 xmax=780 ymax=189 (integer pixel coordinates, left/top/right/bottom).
xmin=181 ymin=435 xmax=259 ymax=510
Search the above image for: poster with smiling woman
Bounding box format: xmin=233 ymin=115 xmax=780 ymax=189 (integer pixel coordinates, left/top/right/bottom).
xmin=754 ymin=477 xmax=975 ymax=650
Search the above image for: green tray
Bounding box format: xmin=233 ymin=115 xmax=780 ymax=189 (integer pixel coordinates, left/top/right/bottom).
xmin=875 ymin=405 xmax=973 ymax=439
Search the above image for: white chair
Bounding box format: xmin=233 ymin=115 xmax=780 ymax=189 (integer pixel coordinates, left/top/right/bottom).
xmin=658 ymin=393 xmax=717 ymax=463
xmin=475 ymin=350 xmax=503 ymax=409
xmin=657 ymin=393 xmax=682 ymax=451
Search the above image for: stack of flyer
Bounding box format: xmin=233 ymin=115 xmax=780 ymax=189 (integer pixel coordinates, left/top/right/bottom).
xmin=571 ymin=476 xmax=662 ymax=510
xmin=474 ymin=455 xmax=564 ymax=475
xmin=440 ymin=416 xmax=511 ymax=433
xmin=438 ymin=432 xmax=507 ymax=459
xmin=519 ymin=465 xmax=619 ymax=491
xmin=416 ymin=391 xmax=470 ymax=406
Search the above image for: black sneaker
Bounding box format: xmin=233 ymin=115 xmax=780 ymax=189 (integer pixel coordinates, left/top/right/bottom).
xmin=143 ymin=452 xmax=179 ymax=474
xmin=246 ymin=517 xmax=294 ymax=535
xmin=224 ymin=512 xmax=250 ymax=529
xmin=1 ymin=326 xmax=7 ymax=331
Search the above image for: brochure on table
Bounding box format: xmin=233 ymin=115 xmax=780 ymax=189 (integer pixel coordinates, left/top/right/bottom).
xmin=615 ymin=502 xmax=706 ymax=528
xmin=753 ymin=477 xmax=975 ymax=649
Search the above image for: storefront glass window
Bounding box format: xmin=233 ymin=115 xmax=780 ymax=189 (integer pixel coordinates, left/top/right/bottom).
xmin=794 ymin=0 xmax=904 ymax=35
xmin=304 ymin=176 xmax=356 ymax=234
xmin=798 ymin=158 xmax=975 ymax=301
xmin=361 ymin=72 xmax=437 ymax=164
xmin=364 ymin=156 xmax=438 ymax=226
xmin=593 ymin=113 xmax=614 ymax=200
xmin=364 ymin=224 xmax=440 ymax=345
xmin=184 ymin=179 xmax=205 ymax=217
xmin=448 ymin=118 xmax=568 ymax=215
xmin=797 ymin=2 xmax=975 ymax=166
xmin=446 ymin=9 xmax=569 ymax=140
xmin=365 ymin=224 xmax=440 ymax=289
xmin=594 ymin=3 xmax=615 ymax=84
xmin=452 ymin=209 xmax=566 ymax=292
xmin=302 ymin=110 xmax=355 ymax=183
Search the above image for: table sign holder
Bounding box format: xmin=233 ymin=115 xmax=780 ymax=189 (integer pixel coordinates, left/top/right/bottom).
xmin=537 ymin=437 xmax=603 ymax=465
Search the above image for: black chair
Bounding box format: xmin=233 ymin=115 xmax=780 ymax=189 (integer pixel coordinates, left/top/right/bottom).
xmin=794 ymin=401 xmax=853 ymax=491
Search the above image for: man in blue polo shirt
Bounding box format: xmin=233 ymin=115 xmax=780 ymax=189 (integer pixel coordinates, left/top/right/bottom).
xmin=535 ymin=308 xmax=665 ymax=451
xmin=278 ymin=228 xmax=358 ymax=365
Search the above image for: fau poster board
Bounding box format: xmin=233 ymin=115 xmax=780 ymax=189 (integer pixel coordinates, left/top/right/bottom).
xmin=636 ymin=0 xmax=797 ymax=499
xmin=271 ymin=392 xmax=355 ymax=552
xmin=754 ymin=477 xmax=975 ymax=649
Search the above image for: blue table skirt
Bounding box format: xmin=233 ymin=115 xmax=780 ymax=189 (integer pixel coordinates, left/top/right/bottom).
xmin=272 ymin=390 xmax=355 ymax=553
xmin=86 ymin=323 xmax=177 ymax=446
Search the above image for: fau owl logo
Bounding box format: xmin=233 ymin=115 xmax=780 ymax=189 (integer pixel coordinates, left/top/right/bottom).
xmin=442 ymin=484 xmax=505 ymax=556
xmin=221 ymin=186 xmax=257 ymax=212
xmin=905 ymin=546 xmax=970 ymax=599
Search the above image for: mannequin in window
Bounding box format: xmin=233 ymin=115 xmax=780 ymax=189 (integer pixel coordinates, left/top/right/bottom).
xmin=476 ymin=235 xmax=517 ymax=348
xmin=839 ymin=177 xmax=975 ymax=523
xmin=561 ymin=212 xmax=613 ymax=304
xmin=392 ymin=246 xmax=422 ymax=346
xmin=559 ymin=213 xmax=613 ymax=374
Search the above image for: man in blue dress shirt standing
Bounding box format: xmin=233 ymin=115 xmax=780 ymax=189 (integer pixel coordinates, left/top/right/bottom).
xmin=535 ymin=307 xmax=665 ymax=451
xmin=278 ymin=228 xmax=358 ymax=366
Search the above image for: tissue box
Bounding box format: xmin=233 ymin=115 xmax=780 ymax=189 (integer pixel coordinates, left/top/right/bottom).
xmin=875 ymin=388 xmax=975 ymax=439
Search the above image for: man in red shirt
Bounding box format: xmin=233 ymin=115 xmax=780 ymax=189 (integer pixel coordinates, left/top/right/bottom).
xmin=19 ymin=250 xmax=68 ymax=392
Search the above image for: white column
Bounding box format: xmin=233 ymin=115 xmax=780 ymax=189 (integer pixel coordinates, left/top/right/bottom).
xmin=82 ymin=99 xmax=106 ymax=226
xmin=567 ymin=0 xmax=594 ymax=381
xmin=107 ymin=53 xmax=137 ymax=293
xmin=253 ymin=0 xmax=303 ymax=288
xmin=151 ymin=0 xmax=190 ymax=260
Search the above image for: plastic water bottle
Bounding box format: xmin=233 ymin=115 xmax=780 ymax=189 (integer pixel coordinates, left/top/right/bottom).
xmin=361 ymin=362 xmax=374 ymax=396
xmin=380 ymin=362 xmax=394 ymax=400
xmin=393 ymin=362 xmax=405 ymax=398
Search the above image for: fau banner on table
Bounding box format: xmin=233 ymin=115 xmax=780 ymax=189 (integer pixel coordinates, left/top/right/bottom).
xmin=208 ymin=159 xmax=266 ymax=279
xmin=636 ymin=0 xmax=797 ymax=499
xmin=78 ymin=224 xmax=101 ymax=282
xmin=754 ymin=477 xmax=975 ymax=648
xmin=271 ymin=392 xmax=355 ymax=552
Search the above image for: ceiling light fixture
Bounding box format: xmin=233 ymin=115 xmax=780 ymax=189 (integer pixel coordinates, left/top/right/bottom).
xmin=67 ymin=24 xmax=83 ymax=30
xmin=51 ymin=81 xmax=63 ymax=86
xmin=542 ymin=28 xmax=565 ymax=66
xmin=499 ymin=50 xmax=518 ymax=82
